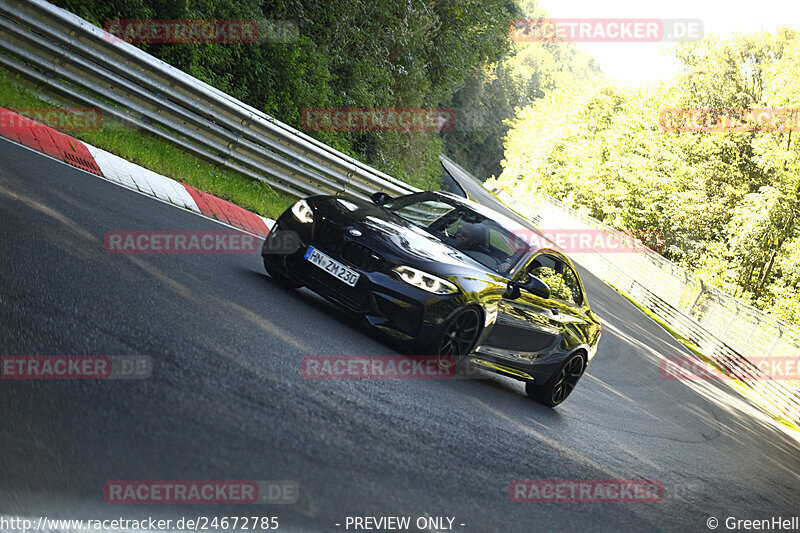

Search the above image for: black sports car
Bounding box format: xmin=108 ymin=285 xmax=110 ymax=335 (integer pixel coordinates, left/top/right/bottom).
xmin=262 ymin=190 xmax=601 ymax=406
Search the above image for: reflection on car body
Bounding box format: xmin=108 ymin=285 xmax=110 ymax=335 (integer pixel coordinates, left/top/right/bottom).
xmin=263 ymin=190 xmax=601 ymax=407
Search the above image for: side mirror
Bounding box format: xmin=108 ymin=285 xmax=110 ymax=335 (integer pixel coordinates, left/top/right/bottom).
xmin=505 ymin=276 xmax=550 ymax=300
xmin=504 ymin=283 xmax=521 ymax=300
xmin=371 ymin=191 xmax=393 ymax=206
xmin=521 ymin=276 xmax=551 ymax=299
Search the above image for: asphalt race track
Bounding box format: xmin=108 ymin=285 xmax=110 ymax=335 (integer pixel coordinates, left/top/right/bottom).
xmin=1 ymin=137 xmax=799 ymax=532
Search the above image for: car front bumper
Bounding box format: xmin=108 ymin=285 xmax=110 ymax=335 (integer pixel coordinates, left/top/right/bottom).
xmin=262 ymin=218 xmax=464 ymax=344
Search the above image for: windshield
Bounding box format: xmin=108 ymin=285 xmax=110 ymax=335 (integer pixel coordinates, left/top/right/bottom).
xmin=388 ymin=194 xmax=530 ymax=275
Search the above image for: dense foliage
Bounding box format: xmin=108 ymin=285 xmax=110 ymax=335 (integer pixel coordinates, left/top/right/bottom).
xmin=441 ymin=0 xmax=603 ymax=179
xmin=51 ymin=0 xmax=600 ymax=186
xmin=490 ymin=29 xmax=800 ymax=327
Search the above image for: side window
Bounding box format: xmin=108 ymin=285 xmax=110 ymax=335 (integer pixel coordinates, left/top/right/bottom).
xmin=527 ymin=254 xmax=584 ymax=306
xmin=560 ymin=265 xmax=584 ymax=306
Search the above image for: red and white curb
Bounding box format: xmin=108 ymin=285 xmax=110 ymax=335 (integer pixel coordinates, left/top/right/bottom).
xmin=0 ymin=107 xmax=275 ymax=237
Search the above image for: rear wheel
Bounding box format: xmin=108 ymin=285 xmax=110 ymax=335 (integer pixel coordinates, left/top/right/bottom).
xmin=526 ymin=352 xmax=585 ymax=407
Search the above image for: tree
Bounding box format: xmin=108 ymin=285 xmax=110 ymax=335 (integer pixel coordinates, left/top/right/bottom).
xmin=489 ymin=28 xmax=800 ymax=328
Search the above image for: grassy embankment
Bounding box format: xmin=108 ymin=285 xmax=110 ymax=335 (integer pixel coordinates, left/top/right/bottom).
xmin=0 ymin=67 xmax=294 ymax=219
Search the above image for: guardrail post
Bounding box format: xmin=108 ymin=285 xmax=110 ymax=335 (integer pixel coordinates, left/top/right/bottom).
xmin=688 ymin=281 xmax=706 ymax=316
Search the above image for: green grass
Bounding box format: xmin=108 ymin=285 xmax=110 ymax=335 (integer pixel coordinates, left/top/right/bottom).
xmin=0 ymin=68 xmax=294 ymax=219
xmin=607 ymin=281 xmax=800 ymax=434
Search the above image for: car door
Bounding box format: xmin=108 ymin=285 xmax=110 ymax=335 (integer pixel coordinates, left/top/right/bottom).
xmin=526 ymin=253 xmax=592 ymax=350
xmin=480 ymin=252 xmax=589 ymax=361
xmin=479 ymin=256 xmax=561 ymax=361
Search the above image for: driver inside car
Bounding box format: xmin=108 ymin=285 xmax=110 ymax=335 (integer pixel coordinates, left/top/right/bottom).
xmin=453 ymin=222 xmax=482 ymax=249
xmin=453 ymin=222 xmax=512 ymax=274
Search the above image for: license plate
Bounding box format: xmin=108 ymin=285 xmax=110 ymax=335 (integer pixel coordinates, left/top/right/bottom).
xmin=304 ymin=246 xmax=360 ymax=287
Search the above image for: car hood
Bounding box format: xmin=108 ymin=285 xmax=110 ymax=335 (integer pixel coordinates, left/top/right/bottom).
xmin=309 ymin=195 xmax=499 ymax=277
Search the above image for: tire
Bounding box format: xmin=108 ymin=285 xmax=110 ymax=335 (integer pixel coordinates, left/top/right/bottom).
xmin=430 ymin=307 xmax=482 ymax=371
xmin=526 ymin=352 xmax=586 ymax=407
xmin=264 ymin=260 xmax=303 ymax=289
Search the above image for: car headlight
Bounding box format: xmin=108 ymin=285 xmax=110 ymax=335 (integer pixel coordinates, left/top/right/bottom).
xmin=291 ymin=199 xmax=314 ymax=223
xmin=392 ymin=266 xmax=458 ymax=295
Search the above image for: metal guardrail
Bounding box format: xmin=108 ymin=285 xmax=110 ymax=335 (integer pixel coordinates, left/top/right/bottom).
xmin=0 ymin=0 xmax=419 ymax=201
xmin=497 ymin=191 xmax=800 ymax=423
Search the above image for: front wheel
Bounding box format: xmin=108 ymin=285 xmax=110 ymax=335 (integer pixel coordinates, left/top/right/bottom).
xmin=430 ymin=308 xmax=482 ymax=372
xmin=526 ymin=352 xmax=585 ymax=407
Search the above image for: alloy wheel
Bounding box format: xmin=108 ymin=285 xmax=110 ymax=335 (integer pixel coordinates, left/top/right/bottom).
xmin=436 ymin=308 xmax=481 ymax=358
xmin=550 ymin=354 xmax=585 ymax=405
